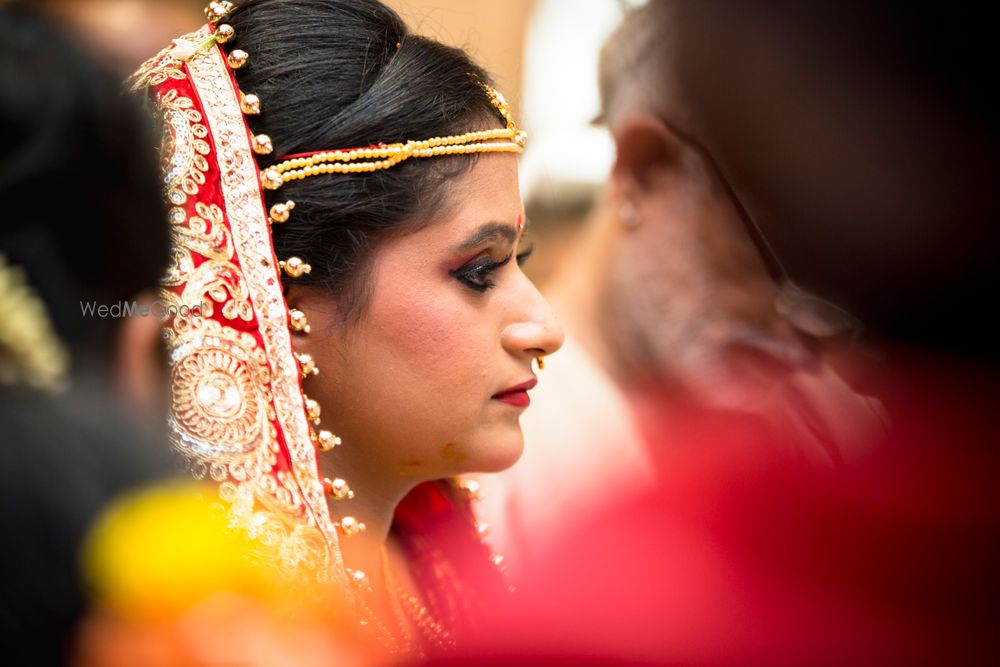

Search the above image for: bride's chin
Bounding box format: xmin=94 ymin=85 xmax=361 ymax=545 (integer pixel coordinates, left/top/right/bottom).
xmin=464 ymin=427 xmax=525 ymax=474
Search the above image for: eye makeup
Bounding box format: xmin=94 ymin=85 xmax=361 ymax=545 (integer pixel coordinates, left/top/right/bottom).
xmin=450 ymin=244 xmax=534 ymax=294
xmin=447 ymin=216 xmax=532 ymax=293
xmin=450 ymin=252 xmax=514 ymax=293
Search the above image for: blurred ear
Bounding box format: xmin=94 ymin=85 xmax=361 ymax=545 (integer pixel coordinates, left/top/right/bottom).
xmin=609 ymin=113 xmax=679 ymax=196
xmin=114 ymin=291 xmax=166 ymax=421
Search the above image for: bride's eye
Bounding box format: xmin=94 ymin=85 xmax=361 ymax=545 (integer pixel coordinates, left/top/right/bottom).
xmin=451 ymin=252 xmax=514 ymax=293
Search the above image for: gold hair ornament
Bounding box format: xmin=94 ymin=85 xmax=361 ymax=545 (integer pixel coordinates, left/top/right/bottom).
xmin=262 ymin=127 xmax=526 ymax=190
xmin=0 ymin=252 xmax=69 ymax=392
xmin=261 ymin=86 xmax=525 ymax=191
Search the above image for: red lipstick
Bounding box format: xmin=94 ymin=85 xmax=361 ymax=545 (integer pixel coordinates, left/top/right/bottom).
xmin=492 ymin=378 xmax=537 ymax=408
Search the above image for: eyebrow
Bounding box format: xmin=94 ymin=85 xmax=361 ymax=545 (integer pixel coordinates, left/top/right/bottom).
xmin=453 ymin=222 xmax=519 ymax=253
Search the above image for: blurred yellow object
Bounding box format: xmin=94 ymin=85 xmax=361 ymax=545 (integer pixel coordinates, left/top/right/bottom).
xmin=75 ymin=482 xmax=373 ymax=667
xmin=82 ymin=482 xmax=277 ymax=620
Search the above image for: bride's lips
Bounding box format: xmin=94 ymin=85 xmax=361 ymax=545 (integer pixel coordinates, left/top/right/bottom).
xmin=492 ymin=378 xmax=538 ymax=407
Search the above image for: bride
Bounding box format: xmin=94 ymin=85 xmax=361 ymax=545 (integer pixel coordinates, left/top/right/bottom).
xmin=130 ymin=0 xmax=562 ymax=657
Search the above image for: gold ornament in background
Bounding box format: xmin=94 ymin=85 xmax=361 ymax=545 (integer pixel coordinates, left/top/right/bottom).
xmin=0 ymin=253 xmax=69 ymax=392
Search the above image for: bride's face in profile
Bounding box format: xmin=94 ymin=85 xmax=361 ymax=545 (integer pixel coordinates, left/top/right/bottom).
xmin=295 ymin=153 xmax=563 ymax=486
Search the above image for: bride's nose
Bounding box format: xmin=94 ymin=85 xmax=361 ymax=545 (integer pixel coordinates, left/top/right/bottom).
xmin=500 ymin=279 xmax=565 ymax=360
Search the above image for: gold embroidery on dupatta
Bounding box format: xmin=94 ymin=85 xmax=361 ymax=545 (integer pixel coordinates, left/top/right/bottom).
xmin=129 ymin=45 xmax=187 ymax=91
xmin=138 ymin=27 xmax=342 ymax=582
xmin=178 ymin=32 xmax=343 ymax=582
xmin=162 ymin=202 xmax=254 ymax=323
xmin=168 ymin=318 xmax=272 ymax=457
xmin=159 ymin=89 xmax=211 ymax=206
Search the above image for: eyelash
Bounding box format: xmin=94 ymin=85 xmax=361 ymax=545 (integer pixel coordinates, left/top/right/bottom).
xmin=451 ymin=245 xmax=534 ymax=293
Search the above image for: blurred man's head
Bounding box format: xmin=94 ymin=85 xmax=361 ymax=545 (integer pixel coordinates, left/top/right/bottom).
xmin=605 ymin=0 xmax=1000 ymax=360
xmin=598 ymin=2 xmax=815 ymax=407
xmin=1 ymin=4 xmax=170 ymax=408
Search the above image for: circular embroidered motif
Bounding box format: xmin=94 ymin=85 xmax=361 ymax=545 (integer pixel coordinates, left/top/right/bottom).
xmin=169 ymin=325 xmax=270 ymax=460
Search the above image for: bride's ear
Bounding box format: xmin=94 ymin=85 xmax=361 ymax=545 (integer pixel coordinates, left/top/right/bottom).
xmin=282 ymin=282 xmax=342 ymax=344
xmin=609 ymin=113 xmax=680 ymax=198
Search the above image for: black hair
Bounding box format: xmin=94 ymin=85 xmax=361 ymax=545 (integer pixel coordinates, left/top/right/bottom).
xmin=0 ymin=8 xmax=176 ymax=663
xmin=225 ymin=0 xmax=505 ymax=323
xmin=0 ymin=5 xmax=169 ymax=370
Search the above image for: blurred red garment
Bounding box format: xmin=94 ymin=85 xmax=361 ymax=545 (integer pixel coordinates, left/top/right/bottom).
xmin=436 ymin=353 xmax=1000 ymax=666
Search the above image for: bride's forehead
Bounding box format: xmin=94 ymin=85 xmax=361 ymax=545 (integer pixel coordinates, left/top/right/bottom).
xmin=442 ymin=156 xmax=523 ymax=215
xmin=371 ymin=156 xmax=525 ymax=253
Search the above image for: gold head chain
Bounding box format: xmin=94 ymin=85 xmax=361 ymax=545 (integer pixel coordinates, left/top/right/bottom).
xmin=260 ymin=86 xmax=524 ymax=189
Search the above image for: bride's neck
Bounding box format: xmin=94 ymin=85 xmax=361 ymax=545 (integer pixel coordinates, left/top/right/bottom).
xmin=319 ymin=451 xmax=418 ymax=586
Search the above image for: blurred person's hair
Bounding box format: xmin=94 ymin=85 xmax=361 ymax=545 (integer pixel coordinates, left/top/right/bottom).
xmin=0 ymin=4 xmax=169 ymax=372
xmin=598 ymin=0 xmax=666 ymax=127
xmin=0 ymin=7 xmax=176 ymax=663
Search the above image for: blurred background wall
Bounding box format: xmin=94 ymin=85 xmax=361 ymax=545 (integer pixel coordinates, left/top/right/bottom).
xmin=386 ymin=0 xmax=536 ymax=117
